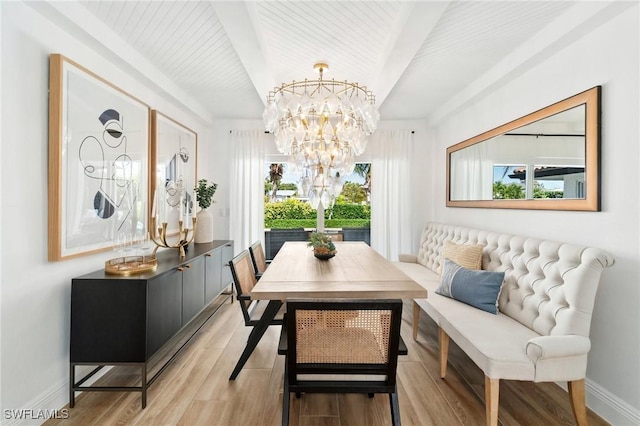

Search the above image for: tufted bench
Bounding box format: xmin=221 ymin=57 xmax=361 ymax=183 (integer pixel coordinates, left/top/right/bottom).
xmin=394 ymin=222 xmax=615 ymax=426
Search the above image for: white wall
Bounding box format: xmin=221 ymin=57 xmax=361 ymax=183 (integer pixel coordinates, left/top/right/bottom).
xmin=423 ymin=4 xmax=639 ymax=424
xmin=0 ymin=2 xmax=215 ymax=422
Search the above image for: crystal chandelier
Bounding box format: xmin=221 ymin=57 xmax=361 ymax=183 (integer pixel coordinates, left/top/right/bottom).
xmin=263 ymin=63 xmax=379 ymax=210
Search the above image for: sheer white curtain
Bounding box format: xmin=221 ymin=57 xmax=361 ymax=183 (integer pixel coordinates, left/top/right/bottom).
xmin=369 ymin=130 xmax=414 ymax=260
xmin=450 ymin=142 xmax=492 ymax=200
xmin=230 ymin=130 xmax=265 ymax=252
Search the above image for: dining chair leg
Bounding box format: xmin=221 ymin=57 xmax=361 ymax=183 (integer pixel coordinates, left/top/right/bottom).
xmin=282 ymin=361 xmax=290 ymax=426
xmin=229 ymin=300 xmax=283 ymax=380
xmin=389 ymin=388 xmax=401 ymax=426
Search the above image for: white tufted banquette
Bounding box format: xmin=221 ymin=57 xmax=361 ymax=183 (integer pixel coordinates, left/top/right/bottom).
xmin=395 ymin=222 xmax=615 ymax=426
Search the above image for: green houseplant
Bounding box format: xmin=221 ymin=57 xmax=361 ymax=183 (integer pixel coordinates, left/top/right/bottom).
xmin=193 ymin=179 xmax=217 ymax=243
xmin=194 ymin=179 xmax=218 ymax=210
xmin=307 ymin=232 xmax=337 ymax=259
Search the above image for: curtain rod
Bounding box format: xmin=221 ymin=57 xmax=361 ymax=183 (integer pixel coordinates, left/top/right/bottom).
xmin=504 ymin=133 xmax=584 ymax=137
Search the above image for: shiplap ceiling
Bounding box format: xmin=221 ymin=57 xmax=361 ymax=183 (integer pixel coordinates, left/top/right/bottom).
xmin=79 ymin=0 xmax=577 ymax=122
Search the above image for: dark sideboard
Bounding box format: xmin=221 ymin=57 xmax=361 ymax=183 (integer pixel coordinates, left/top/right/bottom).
xmin=69 ymin=240 xmax=234 ymax=408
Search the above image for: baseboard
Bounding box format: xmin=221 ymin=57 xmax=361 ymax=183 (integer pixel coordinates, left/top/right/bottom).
xmin=3 ymin=380 xmax=68 ymax=426
xmin=2 ymin=366 xmax=111 ymax=426
xmin=585 ymin=379 xmax=640 ymax=426
xmin=557 ymin=379 xmax=640 ymax=425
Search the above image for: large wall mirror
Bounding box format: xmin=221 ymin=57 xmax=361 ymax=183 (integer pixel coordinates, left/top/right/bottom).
xmin=446 ymin=86 xmax=601 ymax=211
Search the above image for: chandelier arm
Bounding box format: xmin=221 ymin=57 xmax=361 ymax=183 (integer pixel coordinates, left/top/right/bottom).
xmin=268 ymin=80 xmax=371 ymax=101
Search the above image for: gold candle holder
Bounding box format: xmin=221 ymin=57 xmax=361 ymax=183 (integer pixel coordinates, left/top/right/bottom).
xmin=149 ymin=216 xmax=197 ymax=258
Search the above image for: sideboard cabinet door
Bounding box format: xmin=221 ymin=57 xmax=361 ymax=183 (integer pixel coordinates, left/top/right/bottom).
xmin=181 ymin=256 xmax=206 ymax=325
xmin=205 ymin=249 xmax=222 ymax=303
xmin=147 ymin=269 xmax=182 ymax=357
xmin=221 ymin=243 xmax=234 ymax=291
xmin=71 ymin=280 xmax=146 ymax=363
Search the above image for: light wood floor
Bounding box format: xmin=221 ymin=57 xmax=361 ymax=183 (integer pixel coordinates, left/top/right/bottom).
xmin=48 ymin=297 xmax=608 ymax=426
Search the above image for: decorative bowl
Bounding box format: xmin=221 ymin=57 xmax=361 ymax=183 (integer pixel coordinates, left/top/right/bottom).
xmin=314 ymin=251 xmax=336 ymax=260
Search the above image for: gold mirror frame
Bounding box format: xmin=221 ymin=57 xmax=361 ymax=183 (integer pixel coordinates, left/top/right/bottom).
xmin=446 ymin=86 xmax=601 ymax=211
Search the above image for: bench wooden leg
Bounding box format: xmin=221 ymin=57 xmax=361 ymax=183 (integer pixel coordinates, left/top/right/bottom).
xmin=412 ymin=301 xmax=420 ymax=341
xmin=439 ymin=327 xmax=449 ymax=378
xmin=485 ymin=376 xmax=499 ymax=426
xmin=568 ymin=379 xmax=588 ymax=426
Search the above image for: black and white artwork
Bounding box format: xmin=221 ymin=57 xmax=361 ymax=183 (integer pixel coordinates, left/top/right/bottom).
xmin=50 ymin=55 xmax=149 ymax=260
xmin=152 ymin=111 xmax=197 ymax=235
xmin=80 ymin=108 xmax=137 ymax=224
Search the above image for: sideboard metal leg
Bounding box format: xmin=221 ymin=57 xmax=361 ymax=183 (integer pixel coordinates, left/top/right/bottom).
xmin=69 ymin=364 xmax=75 ymax=408
xmin=141 ymin=365 xmax=147 ymax=408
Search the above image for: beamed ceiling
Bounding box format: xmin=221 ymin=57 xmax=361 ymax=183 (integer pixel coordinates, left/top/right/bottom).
xmin=35 ymin=1 xmax=622 ymax=124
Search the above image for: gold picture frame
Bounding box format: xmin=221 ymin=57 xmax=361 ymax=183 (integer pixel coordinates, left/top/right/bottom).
xmin=48 ymin=54 xmax=151 ymax=261
xmin=150 ymin=110 xmax=198 ymax=236
xmin=446 ymin=87 xmax=601 ymax=211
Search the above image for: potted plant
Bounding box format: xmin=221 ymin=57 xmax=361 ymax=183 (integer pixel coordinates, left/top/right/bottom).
xmin=307 ymin=232 xmax=337 ymax=260
xmin=193 ymin=179 xmax=217 ymax=243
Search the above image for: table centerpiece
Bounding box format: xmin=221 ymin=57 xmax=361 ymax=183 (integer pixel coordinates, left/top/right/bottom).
xmin=308 ymin=232 xmax=337 ymax=260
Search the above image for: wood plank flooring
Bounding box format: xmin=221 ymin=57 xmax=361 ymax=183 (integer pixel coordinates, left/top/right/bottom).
xmin=47 ymin=297 xmax=609 ymax=425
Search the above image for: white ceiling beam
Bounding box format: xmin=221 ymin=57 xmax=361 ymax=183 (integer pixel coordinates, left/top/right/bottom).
xmin=26 ymin=1 xmax=214 ymax=124
xmin=210 ymin=1 xmax=274 ymax=107
xmin=372 ymin=1 xmax=450 ymax=106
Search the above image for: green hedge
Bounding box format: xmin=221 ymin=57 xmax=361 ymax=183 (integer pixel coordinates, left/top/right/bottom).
xmin=265 ymin=219 xmax=370 ymax=229
xmin=264 ymin=199 xmax=370 ymax=221
xmin=264 ymin=198 xmax=371 ymax=229
xmin=264 ymin=199 xmax=316 ymax=220
xmin=327 ymin=203 xmax=370 ymax=219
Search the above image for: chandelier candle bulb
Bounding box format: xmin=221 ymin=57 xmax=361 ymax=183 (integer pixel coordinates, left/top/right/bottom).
xmin=263 ymin=62 xmax=379 ymax=210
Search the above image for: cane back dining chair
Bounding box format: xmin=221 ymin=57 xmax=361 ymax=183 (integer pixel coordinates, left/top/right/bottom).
xmin=248 ymin=240 xmax=270 ymax=279
xmin=229 ymin=250 xmax=284 ymax=327
xmin=278 ymin=299 xmax=404 ymax=426
xmin=264 ymin=228 xmax=309 ymax=260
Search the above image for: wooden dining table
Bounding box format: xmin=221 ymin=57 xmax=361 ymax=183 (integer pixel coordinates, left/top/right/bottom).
xmin=229 ymin=241 xmax=427 ymax=380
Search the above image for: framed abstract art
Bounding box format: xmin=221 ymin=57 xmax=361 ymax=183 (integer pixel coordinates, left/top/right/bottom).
xmin=151 ymin=110 xmax=198 ymax=236
xmin=48 ymin=54 xmax=150 ymax=261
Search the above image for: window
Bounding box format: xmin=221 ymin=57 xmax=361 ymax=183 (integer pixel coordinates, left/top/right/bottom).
xmin=264 ymin=163 xmax=371 ymax=229
xmin=493 ymin=164 xmax=584 ymax=199
xmin=493 ymin=165 xmax=525 ymax=199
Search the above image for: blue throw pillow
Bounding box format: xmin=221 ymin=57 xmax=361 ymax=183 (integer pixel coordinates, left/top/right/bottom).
xmin=435 ymin=259 xmax=505 ymax=314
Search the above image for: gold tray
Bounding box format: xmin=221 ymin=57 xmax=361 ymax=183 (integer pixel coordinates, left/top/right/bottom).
xmin=105 ymin=256 xmax=157 ymax=276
